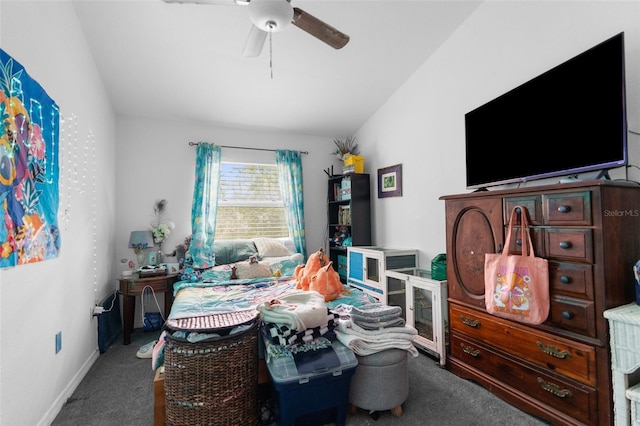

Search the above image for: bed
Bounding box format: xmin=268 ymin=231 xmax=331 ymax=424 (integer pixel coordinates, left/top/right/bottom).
xmin=155 ymin=237 xmax=373 ymax=426
xmin=167 ymin=238 xmax=371 ymax=320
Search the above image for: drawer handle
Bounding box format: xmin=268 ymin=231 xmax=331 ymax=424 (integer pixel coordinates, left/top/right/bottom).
xmin=559 ymin=241 xmax=572 ymax=249
xmin=536 ymin=341 xmax=571 ymax=359
xmin=557 ymin=205 xmax=571 ymax=213
xmin=561 ymin=311 xmax=574 ymax=320
xmin=559 ymin=275 xmax=572 ymax=284
xmin=460 ymin=343 xmax=480 ymax=357
xmin=460 ymin=316 xmax=480 ymax=328
xmin=516 ymin=238 xmax=522 ymax=247
xmin=537 ymin=377 xmax=573 ymax=398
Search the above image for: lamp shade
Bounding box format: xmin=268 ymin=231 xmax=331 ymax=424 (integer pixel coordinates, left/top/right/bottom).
xmin=128 ymin=231 xmax=154 ymax=249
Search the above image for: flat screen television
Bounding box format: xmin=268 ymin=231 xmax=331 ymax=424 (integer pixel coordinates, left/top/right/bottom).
xmin=465 ymin=32 xmax=627 ymax=190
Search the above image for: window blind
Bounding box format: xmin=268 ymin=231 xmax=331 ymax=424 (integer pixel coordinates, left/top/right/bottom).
xmin=215 ymin=163 xmax=288 ymax=240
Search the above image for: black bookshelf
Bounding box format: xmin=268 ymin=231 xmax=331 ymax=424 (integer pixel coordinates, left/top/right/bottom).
xmin=327 ymin=174 xmax=371 ymax=282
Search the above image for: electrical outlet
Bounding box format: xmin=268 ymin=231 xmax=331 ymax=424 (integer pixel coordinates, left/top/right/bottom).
xmin=55 ymin=331 xmax=62 ymax=354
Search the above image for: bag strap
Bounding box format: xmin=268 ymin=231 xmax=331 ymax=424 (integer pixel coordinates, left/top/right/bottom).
xmin=505 ymin=205 xmax=535 ymax=258
xmin=140 ymin=285 xmax=166 ymax=326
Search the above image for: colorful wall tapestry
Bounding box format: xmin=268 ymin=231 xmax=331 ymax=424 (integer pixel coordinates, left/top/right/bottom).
xmin=0 ymin=49 xmax=60 ymax=268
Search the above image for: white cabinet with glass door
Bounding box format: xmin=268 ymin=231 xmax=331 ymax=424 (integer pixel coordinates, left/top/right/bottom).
xmin=386 ymin=268 xmax=448 ymax=366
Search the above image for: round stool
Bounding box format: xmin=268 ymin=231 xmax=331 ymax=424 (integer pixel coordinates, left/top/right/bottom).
xmin=348 ymin=348 xmax=409 ymax=417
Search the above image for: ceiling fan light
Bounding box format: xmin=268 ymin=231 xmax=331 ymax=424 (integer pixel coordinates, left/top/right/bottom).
xmin=248 ymin=0 xmax=293 ymax=32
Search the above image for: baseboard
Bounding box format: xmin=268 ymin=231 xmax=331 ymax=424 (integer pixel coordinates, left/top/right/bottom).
xmin=37 ymin=349 xmax=99 ymax=426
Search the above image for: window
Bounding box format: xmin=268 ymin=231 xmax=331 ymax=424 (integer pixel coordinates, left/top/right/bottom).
xmin=215 ymin=162 xmax=288 ymax=240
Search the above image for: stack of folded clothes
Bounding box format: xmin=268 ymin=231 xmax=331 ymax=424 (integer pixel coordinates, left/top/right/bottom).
xmin=332 ymin=303 xmax=419 ymax=357
xmin=256 ymin=289 xmax=340 ymax=361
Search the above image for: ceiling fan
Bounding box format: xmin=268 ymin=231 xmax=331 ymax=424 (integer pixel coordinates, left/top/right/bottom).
xmin=163 ymin=0 xmax=350 ymax=57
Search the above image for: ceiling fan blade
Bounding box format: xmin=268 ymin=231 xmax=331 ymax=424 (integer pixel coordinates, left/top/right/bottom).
xmin=243 ymin=25 xmax=268 ymax=57
xmin=291 ymin=7 xmax=349 ymax=50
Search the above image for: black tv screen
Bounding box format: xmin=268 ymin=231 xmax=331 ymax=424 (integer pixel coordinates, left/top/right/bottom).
xmin=465 ymin=32 xmax=627 ymax=190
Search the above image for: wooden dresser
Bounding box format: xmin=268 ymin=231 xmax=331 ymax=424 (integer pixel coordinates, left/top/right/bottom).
xmin=441 ymin=180 xmax=640 ymax=425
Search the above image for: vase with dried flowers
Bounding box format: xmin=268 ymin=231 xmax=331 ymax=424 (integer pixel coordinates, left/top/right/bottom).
xmin=151 ymin=199 xmax=175 ymax=263
xmin=332 ymin=136 xmax=359 ymax=161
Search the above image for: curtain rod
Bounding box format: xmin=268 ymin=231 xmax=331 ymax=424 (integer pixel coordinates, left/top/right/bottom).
xmin=188 ymin=141 xmax=308 ymax=155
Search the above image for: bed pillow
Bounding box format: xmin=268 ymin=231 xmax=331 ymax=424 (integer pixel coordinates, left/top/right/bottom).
xmin=235 ymin=259 xmax=272 ymax=279
xmin=252 ymin=237 xmax=292 ymax=258
xmin=214 ymin=240 xmax=258 ymax=265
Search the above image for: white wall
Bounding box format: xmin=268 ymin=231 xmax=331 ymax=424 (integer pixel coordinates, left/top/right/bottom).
xmin=0 ymin=2 xmax=117 ymax=425
xmin=357 ymin=1 xmax=640 ymax=268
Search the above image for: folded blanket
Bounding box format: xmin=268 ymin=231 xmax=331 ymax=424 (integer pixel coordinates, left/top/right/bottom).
xmin=261 ymin=335 xmax=333 ymax=363
xmin=262 ymin=311 xmax=339 ymax=347
xmin=335 ymin=330 xmax=419 ymax=357
xmin=256 ymin=290 xmax=328 ymax=332
xmin=335 ymin=319 xmax=418 ymax=356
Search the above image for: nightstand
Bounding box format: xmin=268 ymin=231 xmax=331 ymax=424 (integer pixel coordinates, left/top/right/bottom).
xmin=118 ymin=273 xmax=179 ymax=345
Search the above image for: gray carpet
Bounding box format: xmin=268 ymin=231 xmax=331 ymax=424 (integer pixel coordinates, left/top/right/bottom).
xmin=53 ymin=329 xmax=550 ymax=426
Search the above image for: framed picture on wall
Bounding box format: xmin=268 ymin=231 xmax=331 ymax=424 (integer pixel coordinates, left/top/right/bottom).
xmin=378 ymin=164 xmax=403 ymax=198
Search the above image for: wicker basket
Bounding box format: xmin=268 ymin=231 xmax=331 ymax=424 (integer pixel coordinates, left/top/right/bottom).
xmin=164 ymin=314 xmax=259 ymax=426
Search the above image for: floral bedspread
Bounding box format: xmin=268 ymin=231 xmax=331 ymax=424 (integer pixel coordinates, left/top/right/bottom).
xmin=169 ymin=279 xmax=373 ymax=320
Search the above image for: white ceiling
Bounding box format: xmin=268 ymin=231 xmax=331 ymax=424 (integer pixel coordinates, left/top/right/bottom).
xmin=73 ymin=0 xmax=481 ymax=137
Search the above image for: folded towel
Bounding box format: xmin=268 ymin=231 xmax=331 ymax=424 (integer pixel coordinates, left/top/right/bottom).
xmin=336 ymin=303 xmax=402 ymax=319
xmin=351 ymin=311 xmax=402 ymax=324
xmin=256 ymin=290 xmax=328 ymax=332
xmin=338 ymin=319 xmax=417 ymax=337
xmin=353 ymin=317 xmax=406 ymax=330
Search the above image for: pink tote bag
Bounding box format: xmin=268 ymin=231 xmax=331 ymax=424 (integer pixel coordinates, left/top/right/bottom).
xmin=484 ymin=205 xmax=550 ymax=325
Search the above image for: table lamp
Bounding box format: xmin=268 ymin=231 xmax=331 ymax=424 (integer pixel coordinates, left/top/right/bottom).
xmin=129 ymin=230 xmax=154 ymax=268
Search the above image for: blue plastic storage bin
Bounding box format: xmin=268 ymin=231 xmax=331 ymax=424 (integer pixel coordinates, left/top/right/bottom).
xmin=266 ymin=339 xmax=357 ymax=426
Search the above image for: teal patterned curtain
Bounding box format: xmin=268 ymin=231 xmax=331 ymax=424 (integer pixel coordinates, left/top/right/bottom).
xmin=189 ymin=143 xmax=221 ymax=269
xmin=276 ymin=150 xmax=307 ymax=259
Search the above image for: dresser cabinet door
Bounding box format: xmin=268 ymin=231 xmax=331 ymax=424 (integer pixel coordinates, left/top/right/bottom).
xmin=445 ymin=198 xmax=503 ymax=308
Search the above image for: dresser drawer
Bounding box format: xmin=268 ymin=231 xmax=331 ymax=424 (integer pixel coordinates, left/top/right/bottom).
xmin=543 ymin=192 xmax=592 ymax=226
xmin=506 ymin=226 xmax=544 ymax=257
xmin=504 ymin=196 xmax=542 ymax=225
xmin=549 ymin=261 xmax=594 ymax=299
xmin=450 ymin=332 xmax=598 ymax=425
xmin=450 ymin=304 xmax=596 ymax=385
xmin=549 ymin=295 xmax=596 ymax=338
xmin=544 ymin=228 xmax=593 ymax=263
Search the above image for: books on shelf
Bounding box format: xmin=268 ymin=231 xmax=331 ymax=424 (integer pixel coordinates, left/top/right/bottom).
xmin=340 ymin=188 xmax=351 ymax=200
xmin=333 ymin=178 xmax=352 ymax=201
xmin=338 ymin=205 xmax=351 ymax=225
